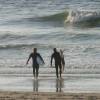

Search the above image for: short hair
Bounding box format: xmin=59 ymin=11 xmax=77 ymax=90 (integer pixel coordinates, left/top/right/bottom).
xmin=53 ymin=48 xmax=57 ymax=52
xmin=33 ymin=48 xmax=37 ymax=52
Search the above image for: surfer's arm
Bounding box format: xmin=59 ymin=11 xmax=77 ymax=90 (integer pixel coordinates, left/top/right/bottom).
xmin=26 ymin=54 xmax=32 ymax=65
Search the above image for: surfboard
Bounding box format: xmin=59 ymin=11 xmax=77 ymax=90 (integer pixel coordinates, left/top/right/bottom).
xmin=37 ymin=56 xmax=44 ymax=65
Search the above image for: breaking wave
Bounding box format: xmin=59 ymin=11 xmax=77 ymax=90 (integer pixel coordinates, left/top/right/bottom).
xmin=65 ymin=10 xmax=100 ymax=27
xmin=0 ymin=43 xmax=48 ymax=49
xmin=3 ymin=10 xmax=100 ymax=28
xmin=32 ymin=10 xmax=100 ymax=27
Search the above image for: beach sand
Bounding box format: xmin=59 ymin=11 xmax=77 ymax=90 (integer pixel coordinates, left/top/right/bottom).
xmin=0 ymin=91 xmax=100 ymax=100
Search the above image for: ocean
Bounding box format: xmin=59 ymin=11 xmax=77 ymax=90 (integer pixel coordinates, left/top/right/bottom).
xmin=0 ymin=0 xmax=100 ymax=92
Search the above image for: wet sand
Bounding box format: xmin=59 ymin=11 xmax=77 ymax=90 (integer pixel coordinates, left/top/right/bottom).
xmin=0 ymin=91 xmax=100 ymax=100
xmin=0 ymin=74 xmax=100 ymax=99
xmin=1 ymin=75 xmax=100 ymax=92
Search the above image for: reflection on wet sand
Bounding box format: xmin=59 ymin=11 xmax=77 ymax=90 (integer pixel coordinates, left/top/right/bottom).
xmin=33 ymin=79 xmax=38 ymax=92
xmin=56 ymin=78 xmax=64 ymax=92
xmin=32 ymin=78 xmax=64 ymax=92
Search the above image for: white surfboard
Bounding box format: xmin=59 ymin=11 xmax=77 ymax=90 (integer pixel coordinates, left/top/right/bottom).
xmin=37 ymin=56 xmax=44 ymax=65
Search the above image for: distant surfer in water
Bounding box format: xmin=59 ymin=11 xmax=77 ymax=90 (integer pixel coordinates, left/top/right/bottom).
xmin=60 ymin=49 xmax=65 ymax=73
xmin=26 ymin=48 xmax=45 ymax=79
xmin=51 ymin=48 xmax=62 ymax=78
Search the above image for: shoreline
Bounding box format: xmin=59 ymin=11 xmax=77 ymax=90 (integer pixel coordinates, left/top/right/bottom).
xmin=0 ymin=75 xmax=100 ymax=93
xmin=0 ymin=91 xmax=100 ymax=100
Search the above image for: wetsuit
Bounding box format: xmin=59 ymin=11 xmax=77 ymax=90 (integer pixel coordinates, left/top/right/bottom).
xmin=29 ymin=52 xmax=44 ymax=77
xmin=51 ymin=51 xmax=62 ymax=78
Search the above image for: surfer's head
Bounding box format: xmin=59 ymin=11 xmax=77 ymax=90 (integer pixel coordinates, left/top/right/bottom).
xmin=33 ymin=48 xmax=37 ymax=53
xmin=53 ymin=48 xmax=57 ymax=52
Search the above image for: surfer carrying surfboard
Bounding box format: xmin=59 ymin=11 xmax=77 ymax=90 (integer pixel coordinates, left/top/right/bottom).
xmin=51 ymin=48 xmax=62 ymax=78
xmin=26 ymin=48 xmax=45 ymax=79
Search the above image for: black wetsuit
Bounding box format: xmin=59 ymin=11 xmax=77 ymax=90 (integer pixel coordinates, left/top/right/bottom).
xmin=51 ymin=51 xmax=62 ymax=78
xmin=29 ymin=52 xmax=44 ymax=77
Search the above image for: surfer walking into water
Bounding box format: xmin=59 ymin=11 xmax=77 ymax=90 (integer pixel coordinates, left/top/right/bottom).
xmin=60 ymin=49 xmax=65 ymax=73
xmin=51 ymin=48 xmax=62 ymax=78
xmin=26 ymin=48 xmax=45 ymax=79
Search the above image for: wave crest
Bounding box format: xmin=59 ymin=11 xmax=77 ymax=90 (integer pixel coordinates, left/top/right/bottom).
xmin=0 ymin=43 xmax=46 ymax=49
xmin=65 ymin=10 xmax=100 ymax=27
xmin=39 ymin=12 xmax=68 ymax=22
xmin=2 ymin=10 xmax=100 ymax=28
